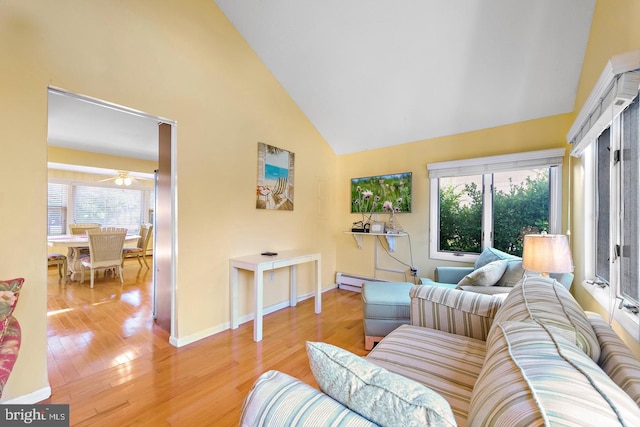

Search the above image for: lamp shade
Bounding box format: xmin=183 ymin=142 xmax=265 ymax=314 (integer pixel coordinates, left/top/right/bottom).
xmin=522 ymin=234 xmax=574 ymax=274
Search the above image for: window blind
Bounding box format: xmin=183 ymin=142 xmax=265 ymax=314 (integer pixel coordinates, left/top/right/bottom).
xmin=73 ymin=185 xmax=144 ymax=232
xmin=47 ymin=183 xmax=68 ymax=235
xmin=567 ymin=50 xmax=640 ymax=157
xmin=621 ymin=96 xmax=640 ymax=304
xmin=427 ymin=148 xmax=565 ymax=179
xmin=595 ymin=128 xmax=611 ymax=284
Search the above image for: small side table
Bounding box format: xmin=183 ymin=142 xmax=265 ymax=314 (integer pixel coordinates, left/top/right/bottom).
xmin=229 ymin=250 xmax=322 ymax=342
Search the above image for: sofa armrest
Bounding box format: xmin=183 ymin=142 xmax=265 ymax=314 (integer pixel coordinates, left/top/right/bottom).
xmin=409 ymin=285 xmax=505 ymax=341
xmin=586 ymin=311 xmax=640 ymax=405
xmin=239 ymin=370 xmax=376 ymax=427
xmin=434 ymin=266 xmax=474 ymax=284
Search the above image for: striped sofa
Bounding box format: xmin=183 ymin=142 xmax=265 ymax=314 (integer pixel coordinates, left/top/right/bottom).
xmin=240 ymin=276 xmax=640 ymax=426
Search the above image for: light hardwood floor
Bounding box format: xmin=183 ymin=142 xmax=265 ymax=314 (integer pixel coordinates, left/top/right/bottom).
xmin=43 ymin=263 xmax=367 ymax=426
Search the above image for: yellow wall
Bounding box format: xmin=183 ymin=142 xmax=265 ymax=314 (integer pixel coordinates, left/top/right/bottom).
xmin=1 ymin=0 xmax=338 ymax=401
xmin=569 ymin=0 xmax=640 ymax=357
xmin=336 ymin=114 xmax=573 ymax=282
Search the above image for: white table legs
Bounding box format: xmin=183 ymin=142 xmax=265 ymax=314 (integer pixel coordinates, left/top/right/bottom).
xmin=229 ymin=252 xmax=321 ymax=342
xmin=315 ymin=259 xmax=322 ymax=314
xmin=290 ymin=265 xmax=297 ymax=308
xmin=230 ymin=265 xmax=239 ymax=330
xmin=253 ymin=266 xmax=264 ymax=342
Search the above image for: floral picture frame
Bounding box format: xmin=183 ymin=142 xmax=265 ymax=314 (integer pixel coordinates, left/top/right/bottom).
xmin=351 ymin=172 xmax=412 ymax=215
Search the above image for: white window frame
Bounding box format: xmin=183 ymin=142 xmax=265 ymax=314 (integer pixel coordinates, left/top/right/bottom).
xmin=567 ymin=49 xmax=640 ymax=343
xmin=581 ymin=120 xmax=640 ymax=340
xmin=427 ymin=148 xmax=565 ymax=263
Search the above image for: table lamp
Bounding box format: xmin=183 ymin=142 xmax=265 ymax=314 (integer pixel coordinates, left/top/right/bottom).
xmin=522 ymin=233 xmax=574 ymax=276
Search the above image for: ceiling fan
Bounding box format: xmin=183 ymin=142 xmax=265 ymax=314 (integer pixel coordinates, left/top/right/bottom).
xmin=99 ymin=170 xmax=150 ymax=186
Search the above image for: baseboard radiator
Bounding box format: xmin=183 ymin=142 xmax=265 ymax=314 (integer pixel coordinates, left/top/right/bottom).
xmin=336 ymin=272 xmax=387 ymax=293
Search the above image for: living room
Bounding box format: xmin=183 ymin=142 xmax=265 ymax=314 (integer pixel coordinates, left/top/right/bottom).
xmin=2 ymin=0 xmax=640 ymax=420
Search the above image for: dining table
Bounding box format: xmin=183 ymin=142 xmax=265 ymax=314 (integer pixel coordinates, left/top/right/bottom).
xmin=48 ymin=233 xmax=141 ymax=281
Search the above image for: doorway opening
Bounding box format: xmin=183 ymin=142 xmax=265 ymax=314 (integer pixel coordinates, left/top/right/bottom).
xmin=46 ymin=87 xmax=177 ymax=385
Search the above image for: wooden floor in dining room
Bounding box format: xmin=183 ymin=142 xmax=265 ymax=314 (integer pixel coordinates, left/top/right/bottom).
xmin=43 ymin=262 xmax=367 ymax=426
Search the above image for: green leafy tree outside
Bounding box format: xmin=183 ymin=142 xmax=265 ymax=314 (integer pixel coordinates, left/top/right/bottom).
xmin=439 ymin=172 xmax=549 ymax=257
xmin=438 ymin=182 xmax=482 ymax=253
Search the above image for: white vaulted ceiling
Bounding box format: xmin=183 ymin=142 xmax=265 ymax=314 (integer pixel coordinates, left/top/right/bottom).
xmin=47 ymin=1 xmax=596 ymax=159
xmin=214 ymin=0 xmax=596 ymax=154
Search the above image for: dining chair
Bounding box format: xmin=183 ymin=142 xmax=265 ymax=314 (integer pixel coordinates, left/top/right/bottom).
xmin=122 ymin=223 xmax=153 ymax=269
xmin=69 ymin=223 xmax=101 ymax=257
xmin=80 ymin=228 xmax=127 ymax=289
xmin=47 ymin=253 xmax=67 ymax=279
xmin=68 ymin=223 xmax=101 ymax=235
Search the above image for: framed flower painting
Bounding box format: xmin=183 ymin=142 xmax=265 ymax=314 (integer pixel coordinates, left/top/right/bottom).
xmin=351 ymin=172 xmax=412 ymax=214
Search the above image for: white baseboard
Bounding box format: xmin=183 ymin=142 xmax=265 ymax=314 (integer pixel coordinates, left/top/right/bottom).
xmin=171 ymin=287 xmax=336 ymax=347
xmin=338 ymin=283 xmax=363 ymax=293
xmin=170 ymin=323 xmax=229 ymax=347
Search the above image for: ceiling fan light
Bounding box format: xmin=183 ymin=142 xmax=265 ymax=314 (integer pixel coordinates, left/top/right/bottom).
xmin=115 ymin=177 xmax=124 ymax=185
xmin=124 ymin=177 xmax=132 ymax=186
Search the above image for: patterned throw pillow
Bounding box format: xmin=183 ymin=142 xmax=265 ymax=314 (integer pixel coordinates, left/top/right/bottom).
xmin=306 ymin=341 xmax=456 ymax=427
xmin=0 ymin=278 xmax=24 ymax=341
xmin=473 ymin=247 xmax=525 ymax=287
xmin=457 ymin=259 xmax=508 ymax=287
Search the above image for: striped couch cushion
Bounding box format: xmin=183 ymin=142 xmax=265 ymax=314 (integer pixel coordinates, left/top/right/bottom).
xmin=410 ymin=285 xmax=505 ymax=341
xmin=492 ymin=275 xmax=600 ymax=362
xmin=367 ymin=324 xmax=486 ymax=425
xmin=587 ymin=311 xmax=640 ymax=405
xmin=307 ymin=341 xmax=456 ymax=427
xmin=239 ymin=370 xmax=376 ymax=427
xmin=469 ymin=321 xmax=640 ymax=426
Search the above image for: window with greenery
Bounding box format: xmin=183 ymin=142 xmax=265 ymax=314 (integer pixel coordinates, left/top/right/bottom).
xmin=493 ymin=169 xmax=550 ymax=256
xmin=428 ymin=149 xmax=563 ymax=262
xmin=437 ymin=175 xmax=483 ymax=254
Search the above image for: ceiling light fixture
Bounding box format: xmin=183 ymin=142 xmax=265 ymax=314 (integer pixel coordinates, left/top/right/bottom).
xmin=115 ymin=171 xmax=132 ymax=186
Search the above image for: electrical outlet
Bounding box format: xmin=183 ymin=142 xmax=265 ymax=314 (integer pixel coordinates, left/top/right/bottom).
xmin=410 ymin=267 xmax=418 ymax=277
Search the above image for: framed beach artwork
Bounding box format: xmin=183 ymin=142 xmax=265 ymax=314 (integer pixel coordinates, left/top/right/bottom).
xmin=256 ymin=142 xmax=295 ymax=210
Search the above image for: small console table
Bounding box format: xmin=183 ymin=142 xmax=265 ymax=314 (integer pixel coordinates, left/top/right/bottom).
xmin=229 ymin=250 xmax=322 ymax=342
